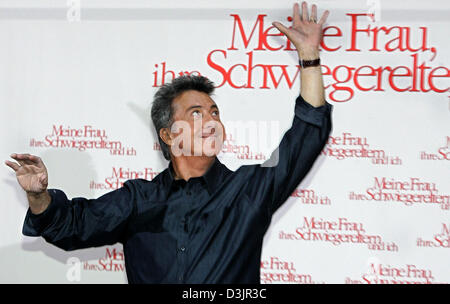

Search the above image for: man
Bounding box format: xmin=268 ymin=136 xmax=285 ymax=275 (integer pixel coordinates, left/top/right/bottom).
xmin=5 ymin=2 xmax=332 ymax=283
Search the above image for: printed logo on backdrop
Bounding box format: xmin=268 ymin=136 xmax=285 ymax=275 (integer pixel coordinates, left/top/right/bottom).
xmin=279 ymin=217 xmax=399 ymax=252
xmin=29 ymin=125 xmax=137 ymax=156
xmin=150 ymin=11 xmax=449 ymax=102
xmin=420 ymin=136 xmax=450 ymax=161
xmin=89 ymin=167 xmax=160 ymax=190
xmin=345 ymin=258 xmax=445 ymax=284
xmin=220 ymin=132 xmax=268 ymax=161
xmin=322 ymin=131 xmax=403 ymax=165
xmin=417 ymin=223 xmax=450 ymax=249
xmin=349 ymin=177 xmax=450 ymax=210
xmin=260 ymin=256 xmax=324 ymax=284
xmin=82 ymin=248 xmax=125 ymax=273
xmin=290 ymin=187 xmax=332 ymax=206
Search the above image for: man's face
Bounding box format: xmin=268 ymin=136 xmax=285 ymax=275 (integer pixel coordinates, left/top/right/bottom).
xmin=163 ymin=90 xmax=226 ymax=158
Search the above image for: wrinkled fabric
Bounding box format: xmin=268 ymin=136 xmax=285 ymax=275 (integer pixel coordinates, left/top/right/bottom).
xmin=23 ymin=94 xmax=333 ymax=284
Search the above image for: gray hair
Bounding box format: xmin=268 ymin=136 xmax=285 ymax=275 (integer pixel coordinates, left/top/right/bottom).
xmin=151 ymin=75 xmax=216 ymax=160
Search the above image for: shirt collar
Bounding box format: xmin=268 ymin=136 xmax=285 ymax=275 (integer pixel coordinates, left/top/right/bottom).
xmin=162 ymin=156 xmax=226 ymax=195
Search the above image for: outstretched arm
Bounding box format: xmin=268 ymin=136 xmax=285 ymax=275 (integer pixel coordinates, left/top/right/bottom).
xmin=5 ymin=153 xmax=136 ymax=251
xmin=241 ymin=2 xmax=332 ymax=217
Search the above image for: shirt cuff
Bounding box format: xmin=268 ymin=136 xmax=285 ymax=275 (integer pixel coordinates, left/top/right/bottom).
xmin=294 ymin=94 xmax=333 ymax=128
xmin=22 ymin=189 xmax=67 ymax=237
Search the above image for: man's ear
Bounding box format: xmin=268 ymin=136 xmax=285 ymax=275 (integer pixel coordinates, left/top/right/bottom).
xmin=159 ymin=128 xmax=172 ymax=146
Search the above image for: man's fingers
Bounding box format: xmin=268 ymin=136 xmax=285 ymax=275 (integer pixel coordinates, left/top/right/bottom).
xmin=16 ymin=159 xmax=27 ymax=167
xmin=5 ymin=160 xmax=20 ymax=172
xmin=272 ymin=22 xmax=291 ymax=38
xmin=302 ymin=1 xmax=309 ymax=22
xmin=311 ymin=4 xmax=317 ymax=21
xmin=10 ymin=153 xmax=31 ymax=165
xmin=11 ymin=157 xmax=30 ymax=167
xmin=28 ymin=155 xmax=45 ymax=168
xmin=11 ymin=153 xmax=34 ymax=160
xmin=318 ymin=10 xmax=330 ymax=25
xmin=11 ymin=153 xmax=42 ymax=167
xmin=292 ymin=3 xmax=301 ymax=25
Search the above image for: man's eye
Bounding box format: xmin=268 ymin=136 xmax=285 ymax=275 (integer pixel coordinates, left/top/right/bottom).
xmin=212 ymin=111 xmax=219 ymax=116
xmin=192 ymin=110 xmax=202 ymax=118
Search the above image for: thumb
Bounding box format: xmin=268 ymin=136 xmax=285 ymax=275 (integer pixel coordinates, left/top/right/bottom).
xmin=272 ymin=21 xmax=291 ymax=37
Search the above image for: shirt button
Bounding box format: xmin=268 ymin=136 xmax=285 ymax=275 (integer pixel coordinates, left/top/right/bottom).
xmin=180 ymin=246 xmax=186 ymax=252
xmin=179 ymin=275 xmax=183 ymax=281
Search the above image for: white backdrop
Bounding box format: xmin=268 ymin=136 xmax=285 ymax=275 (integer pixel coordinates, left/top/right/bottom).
xmin=1 ymin=0 xmax=449 ymax=284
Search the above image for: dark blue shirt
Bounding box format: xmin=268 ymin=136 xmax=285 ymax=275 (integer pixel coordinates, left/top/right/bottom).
xmin=22 ymin=94 xmax=333 ymax=284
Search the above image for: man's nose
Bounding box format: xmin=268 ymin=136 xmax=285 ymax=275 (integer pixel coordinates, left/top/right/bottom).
xmin=201 ymin=111 xmax=216 ymax=123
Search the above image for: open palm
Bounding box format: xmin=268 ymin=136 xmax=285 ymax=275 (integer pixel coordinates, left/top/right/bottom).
xmin=5 ymin=153 xmax=48 ymax=194
xmin=273 ymin=2 xmax=329 ymax=55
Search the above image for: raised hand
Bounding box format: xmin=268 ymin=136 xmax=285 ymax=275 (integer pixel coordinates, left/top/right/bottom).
xmin=273 ymin=1 xmax=329 ymax=59
xmin=5 ymin=153 xmax=49 ymax=194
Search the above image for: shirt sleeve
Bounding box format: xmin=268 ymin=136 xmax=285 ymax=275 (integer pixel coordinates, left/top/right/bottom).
xmin=240 ymin=94 xmax=333 ymax=217
xmin=22 ymin=179 xmax=137 ymax=251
